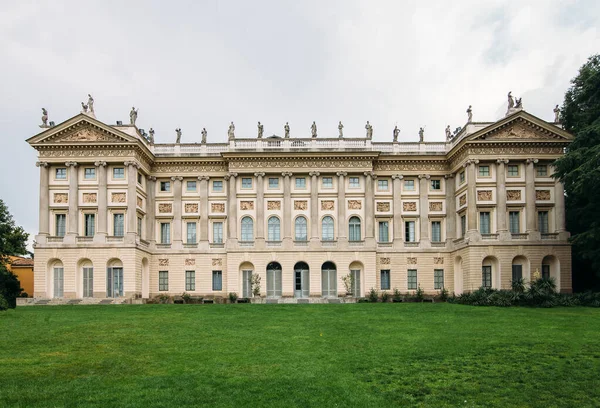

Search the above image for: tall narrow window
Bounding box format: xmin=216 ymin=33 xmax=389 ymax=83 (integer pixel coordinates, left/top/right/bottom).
xmin=434 ymin=269 xmax=444 ymax=289
xmin=322 ymin=216 xmax=334 ymax=241
xmin=83 ymin=267 xmax=93 ymax=297
xmin=268 ymin=217 xmax=281 ymax=241
xmin=185 ymin=270 xmax=195 ymax=291
xmin=479 ymin=212 xmax=490 ymax=234
xmin=213 ymin=222 xmax=223 ymax=243
xmin=407 ymin=269 xmax=417 ymax=290
xmin=160 ymin=222 xmax=170 ymax=244
xmin=241 ymin=217 xmax=254 ymax=241
xmin=482 ymin=266 xmax=492 ymax=289
xmin=378 ymin=221 xmax=389 ymax=242
xmin=212 ymin=270 xmax=222 ymax=291
xmin=113 ymin=213 xmax=124 ymax=236
xmin=106 ymin=267 xmax=123 ymax=297
xmin=509 ymin=211 xmax=520 ymax=234
xmin=159 ymin=271 xmax=168 ymax=291
xmin=538 ymin=211 xmax=549 ymax=233
xmin=137 ymin=216 xmax=143 ymax=236
xmin=542 ymin=264 xmax=550 ymax=279
xmin=295 ymin=216 xmax=307 ymax=241
xmin=55 ymin=214 xmax=66 ymax=237
xmin=186 ymin=222 xmax=197 ymax=243
xmin=349 ymin=217 xmax=361 ymax=241
xmin=512 ymin=264 xmax=523 ymax=282
xmin=84 ymin=214 xmax=95 ymax=237
xmin=405 ymin=221 xmax=415 ymax=242
xmin=461 ymin=215 xmax=466 ymax=237
xmin=53 ymin=267 xmax=64 ymax=297
xmin=431 ymin=221 xmax=441 ymax=242
xmin=380 ymin=270 xmax=391 ymax=290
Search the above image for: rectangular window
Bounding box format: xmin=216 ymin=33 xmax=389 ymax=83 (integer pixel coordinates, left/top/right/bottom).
xmin=478 ymin=165 xmax=490 ymax=177
xmin=268 ymin=177 xmax=279 ymax=189
xmin=160 ymin=181 xmax=170 ymax=192
xmin=378 ymin=179 xmax=389 ymax=191
xmin=113 ymin=167 xmax=125 ymax=179
xmin=407 ymin=269 xmax=417 ymax=290
xmin=459 ymin=171 xmax=465 ymax=184
xmin=83 ymin=267 xmax=93 ymax=297
xmin=186 ymin=222 xmax=197 ymax=243
xmin=160 ymin=222 xmax=170 ymax=244
xmin=322 ymin=177 xmax=333 ymax=188
xmin=380 ymin=270 xmax=391 ymax=290
xmin=461 ymin=215 xmax=466 ymax=237
xmin=137 ymin=217 xmax=142 ymax=236
xmin=55 ymin=214 xmax=66 ymax=237
xmin=542 ymin=264 xmax=550 ymax=279
xmin=404 ymin=180 xmax=415 ymax=190
xmin=508 ymin=165 xmax=519 ymax=177
xmin=212 ymin=270 xmax=223 ymax=291
xmin=295 ymin=177 xmax=306 ymax=188
xmin=84 ymin=214 xmax=95 ymax=237
xmin=55 ymin=168 xmax=67 ymax=180
xmin=434 ymin=269 xmax=444 ymax=290
xmin=431 ymin=221 xmax=441 ymax=242
xmin=349 ymin=177 xmax=360 ymax=188
xmin=186 ymin=181 xmax=197 ymax=192
xmin=54 ymin=267 xmax=64 ymax=297
xmin=241 ymin=177 xmax=252 ymax=189
xmin=212 ymin=180 xmax=223 ymax=192
xmin=84 ymin=168 xmax=96 ymax=179
xmin=509 ymin=211 xmax=520 ymax=233
xmin=479 ymin=212 xmax=491 ymax=234
xmin=212 ymin=222 xmax=223 ymax=243
xmin=536 ymin=165 xmax=548 ymax=177
xmin=538 ymin=211 xmax=549 ymax=233
xmin=113 ymin=213 xmax=124 ymax=236
xmin=482 ymin=266 xmax=492 ymax=289
xmin=512 ymin=265 xmax=523 ymax=282
xmin=405 ymin=221 xmax=415 ymax=242
xmin=159 ymin=271 xmax=168 ymax=291
xmin=137 ymin=173 xmax=143 ymax=185
xmin=430 ymin=179 xmax=441 ymax=190
xmin=378 ymin=221 xmax=389 ymax=242
xmin=185 ymin=270 xmax=195 ymax=291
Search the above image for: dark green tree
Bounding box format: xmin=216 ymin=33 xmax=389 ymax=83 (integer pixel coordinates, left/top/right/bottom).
xmin=553 ymin=54 xmax=600 ymax=291
xmin=0 ymin=199 xmax=29 ymax=309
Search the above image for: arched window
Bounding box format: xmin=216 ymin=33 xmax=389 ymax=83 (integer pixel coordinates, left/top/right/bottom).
xmin=322 ymin=216 xmax=334 ymax=241
xmin=349 ymin=216 xmax=361 ymax=241
xmin=241 ymin=217 xmax=254 ymax=242
xmin=268 ymin=217 xmax=281 ymax=241
xmin=295 ymin=216 xmax=307 ymax=241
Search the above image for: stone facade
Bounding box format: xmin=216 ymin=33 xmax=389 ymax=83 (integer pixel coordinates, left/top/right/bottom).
xmin=28 ymin=110 xmax=573 ymax=301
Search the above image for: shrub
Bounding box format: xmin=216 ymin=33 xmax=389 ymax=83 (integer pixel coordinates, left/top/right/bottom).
xmin=438 ymin=287 xmax=449 ymax=302
xmin=228 ymin=292 xmax=238 ymax=303
xmin=341 ymin=273 xmax=355 ymax=296
xmin=157 ymin=294 xmax=172 ymax=304
xmin=415 ymin=285 xmax=425 ymax=302
xmin=381 ymin=291 xmax=389 ymax=303
xmin=368 ymin=288 xmax=379 ymax=303
xmin=392 ymin=288 xmax=402 ymax=302
xmin=511 ymin=278 xmax=526 ymax=293
xmin=251 ymin=274 xmax=261 ymax=297
xmin=181 ymin=292 xmax=192 ymax=303
xmin=0 ymin=294 xmax=8 ymax=311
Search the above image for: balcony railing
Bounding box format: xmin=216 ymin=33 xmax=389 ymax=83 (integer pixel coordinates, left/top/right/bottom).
xmin=294 ymin=240 xmax=308 ymax=247
xmin=431 ymin=241 xmax=446 ymax=248
xmin=266 ymin=240 xmax=282 ymax=247
xmin=511 ymin=233 xmax=529 ymax=240
xmin=107 ymin=236 xmax=124 ymax=243
xmin=541 ymin=233 xmax=558 ymax=240
xmin=321 ymin=240 xmax=337 ymax=247
xmin=47 ymin=236 xmax=64 ymax=243
xmin=481 ymin=233 xmax=499 ymax=240
xmin=239 ymin=241 xmax=254 ymax=247
xmin=210 ymin=242 xmax=224 ymax=248
xmin=156 ymin=243 xmax=171 ymax=249
xmin=404 ymin=241 xmax=419 ymax=248
xmin=184 ymin=243 xmax=198 ymax=248
xmin=76 ymin=236 xmax=93 ymax=243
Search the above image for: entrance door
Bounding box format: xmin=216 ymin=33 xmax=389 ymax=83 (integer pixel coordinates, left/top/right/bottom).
xmin=53 ymin=267 xmax=64 ymax=298
xmin=242 ymin=270 xmax=253 ymax=298
xmin=350 ymin=269 xmax=361 ymax=297
xmin=107 ymin=267 xmax=123 ymax=298
xmin=266 ymin=262 xmax=282 ymax=298
xmin=294 ymin=263 xmax=310 ymax=298
xmin=321 ymin=262 xmax=337 ymax=298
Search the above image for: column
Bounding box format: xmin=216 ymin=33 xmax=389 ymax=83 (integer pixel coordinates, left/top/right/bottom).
xmin=496 ymin=159 xmax=510 ymax=240
xmin=95 ymin=161 xmax=108 ymax=242
xmin=466 ymin=159 xmax=479 ymax=234
xmin=282 ymin=172 xmax=293 ymax=245
xmin=254 ymin=172 xmax=265 ymax=242
xmin=226 ymin=173 xmax=238 ymax=245
xmin=125 ymin=161 xmax=138 ymax=243
xmin=172 ymin=176 xmax=183 ymax=249
xmin=418 ymin=174 xmax=430 ymax=246
xmin=309 ymin=171 xmax=320 ymax=244
xmin=364 ymin=171 xmax=375 ymax=244
xmin=555 ymin=178 xmax=566 ymax=233
xmin=525 ymin=158 xmax=538 ymax=237
xmin=146 ymin=176 xmax=156 ymax=245
xmin=392 ymin=174 xmax=403 ymax=247
xmin=65 ymin=161 xmax=79 ymax=243
xmin=36 ymin=162 xmax=49 ymax=240
xmin=444 ymin=174 xmax=455 ymax=242
xmin=198 ymin=176 xmax=209 ymax=243
xmin=336 ymin=172 xmax=347 ymax=242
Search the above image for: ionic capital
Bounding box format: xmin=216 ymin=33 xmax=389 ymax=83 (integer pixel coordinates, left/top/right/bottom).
xmin=198 ymin=176 xmax=210 ymax=181
xmin=147 ymin=176 xmax=157 ymax=182
xmin=444 ymin=173 xmax=455 ymax=179
xmin=363 ymin=171 xmax=376 ymax=179
xmin=65 ymin=161 xmax=78 ymax=167
xmin=391 ymin=174 xmax=404 ymax=180
xmin=94 ymin=161 xmax=107 ymax=167
xmin=281 ymin=172 xmax=293 ymax=178
xmin=336 ymin=171 xmax=347 ymax=177
xmin=526 ymin=158 xmax=539 ymax=164
xmin=418 ymin=174 xmax=431 ymax=180
xmin=225 ymin=172 xmax=238 ymax=180
xmin=254 ymin=172 xmax=265 ymax=178
xmin=496 ymin=158 xmax=510 ymax=165
xmin=309 ymin=171 xmax=320 ymax=177
xmin=170 ymin=176 xmax=183 ymax=181
xmin=36 ymin=161 xmax=49 ymax=168
xmin=463 ymin=159 xmax=479 ymax=167
xmin=124 ymin=160 xmax=139 ymax=168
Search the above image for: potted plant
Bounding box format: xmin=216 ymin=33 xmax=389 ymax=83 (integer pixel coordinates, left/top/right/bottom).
xmin=228 ymin=292 xmax=238 ymax=303
xmin=392 ymin=288 xmax=403 ymax=303
xmin=251 ymin=274 xmax=261 ymax=298
xmin=341 ymin=273 xmax=355 ymax=297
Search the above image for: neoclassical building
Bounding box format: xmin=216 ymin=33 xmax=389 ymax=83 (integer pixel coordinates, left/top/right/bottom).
xmin=27 ymin=106 xmax=573 ymax=303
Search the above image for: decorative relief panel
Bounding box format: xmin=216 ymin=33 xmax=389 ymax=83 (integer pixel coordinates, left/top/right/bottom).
xmin=407 ymin=257 xmax=417 ymax=265
xmin=158 ymin=259 xmax=169 ymax=266
xmin=240 ymin=201 xmax=254 ymax=210
xmin=403 ymin=202 xmax=417 ymax=212
xmin=375 ymin=161 xmax=448 ymax=172
xmin=507 ymin=190 xmax=522 ymax=201
xmin=459 ymin=194 xmax=467 ymax=207
xmin=434 ymin=257 xmax=444 ymax=265
xmin=185 ymin=258 xmax=195 ymax=266
xmin=477 ymin=190 xmax=493 ymax=201
xmin=111 ymin=192 xmax=126 ymax=203
xmin=380 ymin=257 xmax=391 ymax=265
xmin=137 ymin=197 xmax=143 ymax=207
xmin=212 ymin=258 xmax=222 ymax=266
xmin=158 ymin=203 xmax=172 ymax=213
xmin=54 ymin=193 xmax=68 ymax=204
xmin=536 ymin=190 xmax=551 ymax=200
xmin=321 ymin=200 xmax=335 ymax=211
xmin=83 ymin=193 xmax=97 ymax=204
xmin=377 ymin=202 xmax=390 ymax=212
xmin=348 ymin=200 xmax=362 ymax=210
xmin=429 ymin=202 xmax=443 ymax=211
xmin=267 ymin=201 xmax=281 ymax=210
xmin=185 ymin=203 xmax=199 ymax=213
xmin=52 ymin=127 xmax=123 ymax=143
xmin=153 ymin=163 xmax=228 ymax=173
xmin=211 ymin=203 xmax=225 ymax=213
xmin=294 ymin=200 xmax=308 ymax=211
xmin=229 ymin=159 xmax=372 ymax=170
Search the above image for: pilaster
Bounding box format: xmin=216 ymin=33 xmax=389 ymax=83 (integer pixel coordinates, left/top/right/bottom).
xmin=444 ymin=173 xmax=455 ymax=243
xmin=525 ymin=158 xmax=540 ymax=240
xmin=254 ymin=172 xmax=265 ymax=247
xmin=282 ymin=172 xmax=293 ymax=248
xmin=171 ymin=176 xmax=183 ymax=249
xmin=392 ymin=174 xmax=403 ymax=249
xmin=465 ymin=159 xmax=481 ymax=241
xmin=146 ymin=176 xmax=156 ymax=246
xmin=364 ymin=171 xmax=375 ymax=246
xmin=554 ymin=177 xmax=569 ymax=240
xmin=65 ymin=161 xmax=78 ymax=244
xmin=309 ymin=171 xmax=320 ymax=246
xmin=226 ymin=173 xmax=238 ymax=247
xmin=36 ymin=161 xmax=49 ymax=244
xmin=336 ymin=171 xmax=347 ymax=245
xmin=124 ymin=161 xmax=139 ymax=244
xmin=198 ymin=176 xmax=210 ymax=245
xmin=418 ymin=174 xmax=430 ymax=248
xmin=496 ymin=159 xmax=510 ymax=240
xmin=94 ymin=161 xmax=108 ymax=243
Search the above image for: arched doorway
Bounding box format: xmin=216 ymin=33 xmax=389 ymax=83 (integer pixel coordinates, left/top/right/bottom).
xmin=294 ymin=262 xmax=310 ymax=298
xmin=266 ymin=262 xmax=282 ymax=298
xmin=321 ymin=261 xmax=337 ymax=298
xmin=349 ymin=261 xmax=363 ymax=297
xmin=141 ymin=258 xmax=149 ymax=298
xmin=77 ymin=258 xmax=93 ymax=298
xmin=107 ymin=259 xmax=124 ymax=298
xmin=482 ymin=256 xmax=499 ymax=290
xmin=48 ymin=259 xmax=64 ymax=298
xmin=512 ymin=255 xmax=530 ymax=284
xmin=240 ymin=262 xmax=254 ymax=298
xmin=541 ymin=255 xmax=560 ymax=287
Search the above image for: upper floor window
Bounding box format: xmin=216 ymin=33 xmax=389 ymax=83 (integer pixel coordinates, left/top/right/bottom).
xmin=55 ymin=214 xmax=66 ymax=237
xmin=322 ymin=177 xmax=333 ymax=189
xmin=160 ymin=181 xmax=170 ymax=192
xmin=378 ymin=180 xmax=389 ymax=191
xmin=349 ymin=217 xmax=361 ymax=241
xmin=160 ymin=222 xmax=170 ymax=244
xmin=186 ymin=222 xmax=197 ymax=243
xmin=461 ymin=214 xmax=466 ymax=238
xmin=322 ymin=216 xmax=334 ymax=241
xmin=213 ymin=180 xmax=223 ymax=192
xmin=479 ymin=212 xmax=491 ymax=234
xmin=536 ymin=165 xmax=548 ymax=177
xmin=113 ymin=213 xmax=125 ymax=237
xmin=295 ymin=177 xmax=306 ymax=188
xmin=241 ymin=178 xmax=252 ymax=189
xmin=478 ymin=165 xmax=490 ymax=177
xmin=349 ymin=177 xmax=360 ymax=188
xmin=267 ymin=216 xmax=281 ymax=241
xmin=268 ymin=178 xmax=279 ymax=189
xmin=459 ymin=171 xmax=465 ymax=184
xmin=186 ymin=181 xmax=197 ymax=192
xmin=295 ymin=216 xmax=307 ymax=241
xmin=213 ymin=222 xmax=223 ymax=244
xmin=404 ymin=180 xmax=415 ymax=191
xmin=431 ymin=221 xmax=441 ymax=242
xmin=241 ymin=216 xmax=254 ymax=241
xmin=430 ymin=179 xmax=441 ymax=190
xmin=84 ymin=168 xmax=96 ymax=179
xmin=113 ymin=167 xmax=125 ymax=179
xmin=509 ymin=211 xmax=520 ymax=233
xmin=538 ymin=211 xmax=549 ymax=234
xmin=137 ymin=173 xmax=143 ymax=184
xmin=378 ymin=221 xmax=389 ymax=242
xmin=405 ymin=220 xmax=416 ymax=242
xmin=84 ymin=214 xmax=95 ymax=237
xmin=55 ymin=168 xmax=67 ymax=180
xmin=507 ymin=165 xmax=519 ymax=177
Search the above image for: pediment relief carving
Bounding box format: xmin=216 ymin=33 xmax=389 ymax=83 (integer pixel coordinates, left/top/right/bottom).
xmin=474 ymin=123 xmax=567 ymax=142
xmin=50 ymin=127 xmax=128 ymax=144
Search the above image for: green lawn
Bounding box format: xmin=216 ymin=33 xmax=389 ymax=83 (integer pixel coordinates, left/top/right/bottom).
xmin=1 ymin=304 xmax=599 ymax=407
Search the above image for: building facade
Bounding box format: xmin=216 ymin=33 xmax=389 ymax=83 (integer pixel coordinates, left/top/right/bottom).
xmin=27 ymin=109 xmax=573 ymax=302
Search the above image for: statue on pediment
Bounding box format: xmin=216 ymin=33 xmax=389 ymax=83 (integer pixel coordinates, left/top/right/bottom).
xmin=88 ymin=94 xmax=94 ymax=113
xmin=311 ymin=121 xmax=317 ymax=138
xmin=507 ymin=92 xmax=514 ymax=109
xmin=365 ymin=121 xmax=373 ymax=139
xmin=148 ymin=128 xmax=155 ymax=144
xmin=419 ymin=127 xmax=424 ymax=143
xmin=228 ymin=122 xmax=235 ymax=140
xmin=393 ymin=125 xmax=400 ymax=142
xmin=175 ymin=128 xmax=182 ymax=144
xmin=201 ymin=128 xmax=207 ymax=144
xmin=81 ymin=102 xmax=88 ymax=113
xmin=445 ymin=125 xmax=451 ymax=141
xmin=467 ymin=105 xmax=473 ymax=123
xmin=257 ymin=121 xmax=264 ymax=138
xmin=338 ymin=121 xmax=344 ymax=138
xmin=41 ymin=108 xmax=48 ymax=126
xmin=130 ymin=107 xmax=138 ymax=125
xmin=284 ymin=122 xmax=290 ymax=138
xmin=553 ymin=105 xmax=561 ymax=123
xmin=515 ymin=97 xmax=523 ymax=109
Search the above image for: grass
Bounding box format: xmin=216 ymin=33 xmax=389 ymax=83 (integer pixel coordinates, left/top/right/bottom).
xmin=1 ymin=304 xmax=600 ymax=407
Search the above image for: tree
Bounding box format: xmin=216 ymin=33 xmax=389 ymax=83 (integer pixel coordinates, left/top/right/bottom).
xmin=0 ymin=199 xmax=29 ymax=309
xmin=553 ymin=54 xmax=600 ymax=291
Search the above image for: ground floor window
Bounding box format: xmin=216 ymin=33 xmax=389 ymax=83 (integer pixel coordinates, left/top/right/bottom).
xmin=512 ymin=265 xmax=523 ymax=282
xmin=482 ymin=266 xmax=492 ymax=289
xmin=185 ymin=270 xmax=195 ymax=291
xmin=407 ymin=269 xmax=417 ymax=290
xmin=159 ymin=271 xmax=168 ymax=291
xmin=242 ymin=270 xmax=252 ymax=298
xmin=107 ymin=267 xmax=124 ymax=297
xmin=380 ymin=269 xmax=390 ymax=290
xmin=213 ymin=270 xmax=222 ymax=291
xmin=542 ymin=264 xmax=550 ymax=279
xmin=53 ymin=267 xmax=64 ymax=297
xmin=83 ymin=267 xmax=93 ymax=297
xmin=434 ymin=269 xmax=444 ymax=290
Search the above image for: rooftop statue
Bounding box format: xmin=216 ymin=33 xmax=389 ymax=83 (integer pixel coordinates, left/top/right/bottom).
xmin=445 ymin=125 xmax=452 ymax=141
xmin=87 ymin=94 xmax=94 ymax=113
xmin=338 ymin=121 xmax=344 ymax=138
xmin=393 ymin=125 xmax=400 ymax=142
xmin=284 ymin=122 xmax=290 ymax=138
xmin=257 ymin=122 xmax=264 ymax=139
xmin=515 ymin=97 xmax=523 ymax=109
xmin=507 ymin=92 xmax=514 ymax=109
xmin=467 ymin=105 xmax=473 ymax=123
xmin=553 ymin=104 xmax=561 ymax=123
xmin=41 ymin=108 xmax=48 ymax=127
xmin=201 ymin=128 xmax=207 ymax=144
xmin=175 ymin=128 xmax=182 ymax=144
xmin=365 ymin=121 xmax=373 ymax=139
xmin=419 ymin=127 xmax=424 ymax=143
xmin=81 ymin=102 xmax=88 ymax=113
xmin=148 ymin=128 xmax=155 ymax=144
xmin=130 ymin=107 xmax=138 ymax=125
xmin=228 ymin=122 xmax=235 ymax=140
xmin=311 ymin=121 xmax=317 ymax=138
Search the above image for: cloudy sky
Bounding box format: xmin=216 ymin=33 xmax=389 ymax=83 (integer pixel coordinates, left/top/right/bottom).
xmin=0 ymin=0 xmax=598 ymax=249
